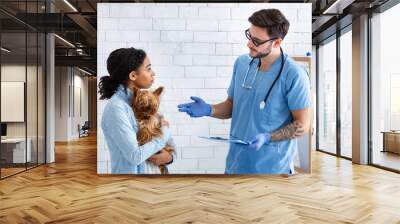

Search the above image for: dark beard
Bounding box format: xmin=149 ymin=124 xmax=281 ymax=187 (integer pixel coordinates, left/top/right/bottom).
xmin=254 ymin=49 xmax=272 ymax=59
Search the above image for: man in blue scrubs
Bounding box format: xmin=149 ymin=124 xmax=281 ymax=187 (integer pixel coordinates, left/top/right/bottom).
xmin=178 ymin=9 xmax=311 ymax=174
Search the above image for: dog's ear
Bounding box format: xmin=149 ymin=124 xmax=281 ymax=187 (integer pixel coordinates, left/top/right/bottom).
xmin=132 ymin=87 xmax=140 ymax=98
xmin=153 ymin=86 xmax=164 ymax=97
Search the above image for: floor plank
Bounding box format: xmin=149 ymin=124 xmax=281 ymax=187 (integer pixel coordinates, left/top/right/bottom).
xmin=0 ymin=135 xmax=400 ymax=223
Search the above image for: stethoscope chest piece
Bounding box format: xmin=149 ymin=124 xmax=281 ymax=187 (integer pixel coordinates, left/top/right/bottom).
xmin=259 ymin=101 xmax=266 ymax=110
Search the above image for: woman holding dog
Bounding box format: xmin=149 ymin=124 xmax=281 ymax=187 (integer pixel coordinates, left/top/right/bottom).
xmin=99 ymin=48 xmax=173 ymax=174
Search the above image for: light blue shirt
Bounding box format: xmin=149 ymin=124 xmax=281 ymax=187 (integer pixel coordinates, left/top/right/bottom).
xmin=226 ymin=53 xmax=311 ymax=174
xmin=101 ymin=85 xmax=172 ymax=174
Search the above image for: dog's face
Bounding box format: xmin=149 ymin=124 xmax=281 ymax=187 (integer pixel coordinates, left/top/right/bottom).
xmin=131 ymin=86 xmax=164 ymax=118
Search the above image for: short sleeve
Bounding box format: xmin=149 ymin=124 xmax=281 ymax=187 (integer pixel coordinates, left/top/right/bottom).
xmin=227 ymin=58 xmax=239 ymax=98
xmin=286 ymin=66 xmax=311 ymax=111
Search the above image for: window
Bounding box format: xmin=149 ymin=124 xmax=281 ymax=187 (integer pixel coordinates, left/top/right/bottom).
xmin=339 ymin=29 xmax=352 ymax=158
xmin=0 ymin=1 xmax=47 ymax=179
xmin=317 ymin=37 xmax=337 ymax=155
xmin=370 ymin=3 xmax=400 ymax=171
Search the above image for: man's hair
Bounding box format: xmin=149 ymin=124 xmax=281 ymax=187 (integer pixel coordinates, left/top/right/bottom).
xmin=248 ymin=9 xmax=290 ymax=40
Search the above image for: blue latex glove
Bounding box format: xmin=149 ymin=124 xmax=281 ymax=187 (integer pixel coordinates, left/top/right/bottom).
xmin=248 ymin=133 xmax=272 ymax=150
xmin=177 ymin=96 xmax=212 ymax=118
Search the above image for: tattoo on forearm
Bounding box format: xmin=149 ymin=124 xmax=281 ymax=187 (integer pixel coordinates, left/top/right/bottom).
xmin=270 ymin=120 xmax=305 ymax=142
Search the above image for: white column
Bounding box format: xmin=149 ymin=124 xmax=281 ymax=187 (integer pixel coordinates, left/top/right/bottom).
xmin=45 ymin=0 xmax=56 ymax=163
xmin=46 ymin=32 xmax=55 ymax=163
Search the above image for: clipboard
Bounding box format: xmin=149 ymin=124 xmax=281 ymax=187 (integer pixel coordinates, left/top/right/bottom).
xmin=198 ymin=136 xmax=251 ymax=145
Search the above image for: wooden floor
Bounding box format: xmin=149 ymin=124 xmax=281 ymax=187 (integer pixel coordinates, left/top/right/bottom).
xmin=372 ymin=151 xmax=400 ymax=171
xmin=1 ymin=163 xmax=46 ymax=178
xmin=0 ymin=167 xmax=26 ymax=178
xmin=1 ymin=135 xmax=400 ymax=223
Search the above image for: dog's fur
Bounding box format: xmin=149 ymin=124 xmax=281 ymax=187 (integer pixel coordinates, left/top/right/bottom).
xmin=131 ymin=86 xmax=175 ymax=174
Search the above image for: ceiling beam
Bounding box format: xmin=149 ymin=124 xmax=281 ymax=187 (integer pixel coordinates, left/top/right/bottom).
xmin=322 ymin=0 xmax=356 ymax=15
xmin=55 ymin=55 xmax=96 ymax=70
xmin=66 ymin=13 xmax=97 ymax=45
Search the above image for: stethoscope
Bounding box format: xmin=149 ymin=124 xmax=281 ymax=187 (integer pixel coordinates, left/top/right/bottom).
xmin=241 ymin=47 xmax=286 ymax=110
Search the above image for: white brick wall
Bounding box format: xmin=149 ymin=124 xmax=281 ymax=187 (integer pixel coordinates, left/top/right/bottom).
xmin=97 ymin=3 xmax=311 ymax=174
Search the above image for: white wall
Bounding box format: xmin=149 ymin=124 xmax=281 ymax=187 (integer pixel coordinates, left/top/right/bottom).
xmin=55 ymin=67 xmax=68 ymax=141
xmin=1 ymin=65 xmax=36 ymax=138
xmin=97 ymin=3 xmax=312 ymax=174
xmin=55 ymin=67 xmax=89 ymax=141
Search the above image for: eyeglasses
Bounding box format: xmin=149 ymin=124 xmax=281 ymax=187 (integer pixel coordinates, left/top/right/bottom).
xmin=245 ymin=29 xmax=278 ymax=47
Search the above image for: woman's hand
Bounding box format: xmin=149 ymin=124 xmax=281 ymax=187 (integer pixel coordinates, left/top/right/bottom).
xmin=148 ymin=149 xmax=173 ymax=166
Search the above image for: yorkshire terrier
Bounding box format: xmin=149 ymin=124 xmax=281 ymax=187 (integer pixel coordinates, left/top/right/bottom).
xmin=131 ymin=86 xmax=175 ymax=174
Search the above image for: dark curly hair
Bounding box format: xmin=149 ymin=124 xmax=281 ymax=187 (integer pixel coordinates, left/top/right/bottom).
xmin=98 ymin=47 xmax=146 ymax=100
xmin=248 ymin=9 xmax=290 ymax=40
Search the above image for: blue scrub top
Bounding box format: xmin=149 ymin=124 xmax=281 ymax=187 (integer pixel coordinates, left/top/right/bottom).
xmin=226 ymin=53 xmax=311 ymax=174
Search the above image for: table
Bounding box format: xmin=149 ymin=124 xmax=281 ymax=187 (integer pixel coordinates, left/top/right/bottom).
xmin=1 ymin=138 xmax=31 ymax=164
xmin=381 ymin=131 xmax=400 ymax=154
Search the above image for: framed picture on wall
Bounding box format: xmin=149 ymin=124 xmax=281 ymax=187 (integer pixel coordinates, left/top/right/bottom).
xmin=1 ymin=81 xmax=25 ymax=122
